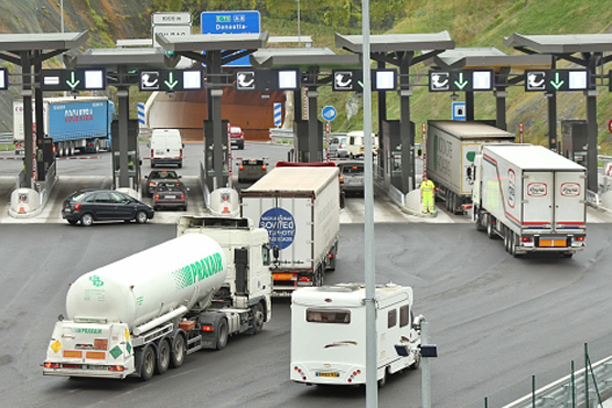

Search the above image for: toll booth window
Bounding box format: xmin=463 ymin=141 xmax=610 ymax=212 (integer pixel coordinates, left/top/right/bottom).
xmin=388 ymin=309 xmax=397 ymax=328
xmin=399 ymin=305 xmax=410 ymax=328
xmin=306 ymin=309 xmax=351 ymax=324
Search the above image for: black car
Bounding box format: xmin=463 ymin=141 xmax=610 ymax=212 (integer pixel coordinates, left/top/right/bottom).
xmin=153 ymin=181 xmax=188 ymax=211
xmin=62 ymin=190 xmax=154 ymax=226
xmin=144 ymin=169 xmax=181 ymax=196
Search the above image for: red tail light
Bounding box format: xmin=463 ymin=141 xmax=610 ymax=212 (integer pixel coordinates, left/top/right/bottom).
xmin=180 ymin=148 xmax=183 ymax=158
xmin=299 ymin=276 xmax=312 ymax=282
xmin=74 ymin=203 xmax=81 ymax=212
xmin=201 ymin=325 xmax=214 ymax=332
xmin=154 ymin=194 xmax=159 ymax=201
xmin=575 ymin=236 xmax=585 ymax=242
xmin=522 ymin=237 xmax=533 ymax=243
xmin=262 ymin=165 xmax=266 ymax=170
xmin=109 ymin=365 xmax=125 ymax=372
xmin=151 ymin=149 xmax=154 ymax=158
xmin=180 ymin=195 xmax=185 ymax=200
xmin=239 ymin=165 xmax=244 ymax=170
xmin=44 ymin=362 xmax=60 ymax=369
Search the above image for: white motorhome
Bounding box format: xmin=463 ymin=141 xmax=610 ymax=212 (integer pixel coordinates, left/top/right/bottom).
xmin=345 ymin=130 xmax=379 ymax=158
xmin=290 ymin=283 xmax=423 ymax=386
xmin=150 ymin=128 xmax=183 ymax=168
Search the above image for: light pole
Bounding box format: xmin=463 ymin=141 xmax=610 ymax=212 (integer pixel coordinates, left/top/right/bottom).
xmin=60 ymin=0 xmax=64 ymax=33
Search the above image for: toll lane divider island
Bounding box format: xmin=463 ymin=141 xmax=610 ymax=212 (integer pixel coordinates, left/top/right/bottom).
xmin=43 ymin=216 xmax=272 ymax=380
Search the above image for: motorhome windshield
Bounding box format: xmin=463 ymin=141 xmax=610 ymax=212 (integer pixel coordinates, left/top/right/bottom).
xmin=306 ymin=309 xmax=351 ymax=324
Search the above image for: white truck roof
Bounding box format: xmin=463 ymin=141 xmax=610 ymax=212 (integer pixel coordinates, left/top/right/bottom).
xmin=484 ymin=144 xmax=585 ymax=171
xmin=429 ymin=120 xmax=515 ymax=140
xmin=244 ymin=167 xmax=339 ymax=195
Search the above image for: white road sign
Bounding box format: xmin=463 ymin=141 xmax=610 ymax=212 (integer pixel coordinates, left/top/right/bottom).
xmin=236 ymin=71 xmax=256 ymax=90
xmin=334 ymin=71 xmax=354 ymax=91
xmin=152 ymin=12 xmax=192 ymax=25
xmin=430 ymin=72 xmax=450 ymax=91
xmin=526 ymin=71 xmax=546 ymax=91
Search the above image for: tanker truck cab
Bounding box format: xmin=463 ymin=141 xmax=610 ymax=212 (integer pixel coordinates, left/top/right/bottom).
xmin=290 ymin=283 xmax=423 ymax=386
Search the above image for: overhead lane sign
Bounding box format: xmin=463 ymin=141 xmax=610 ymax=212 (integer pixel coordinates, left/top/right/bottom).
xmin=428 ymin=70 xmax=494 ymax=92
xmin=525 ymin=70 xmax=589 ymax=92
xmin=40 ymin=69 xmax=106 ymax=92
xmin=235 ymin=69 xmax=300 ymax=91
xmin=0 ymin=68 xmax=7 ymax=90
xmin=331 ymin=69 xmax=398 ymax=92
xmin=139 ymin=69 xmax=203 ymax=92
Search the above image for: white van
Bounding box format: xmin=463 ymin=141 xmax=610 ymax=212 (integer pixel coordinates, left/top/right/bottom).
xmin=345 ymin=130 xmax=379 ymax=158
xmin=290 ymin=283 xmax=423 ymax=386
xmin=150 ymin=129 xmax=183 ymax=168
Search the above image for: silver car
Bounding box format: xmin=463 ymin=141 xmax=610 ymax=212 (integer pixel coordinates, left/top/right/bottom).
xmin=329 ymin=136 xmax=347 ymax=158
xmin=338 ymin=161 xmax=365 ymax=195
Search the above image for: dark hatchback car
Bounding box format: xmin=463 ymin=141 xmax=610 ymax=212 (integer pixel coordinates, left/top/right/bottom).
xmin=144 ymin=169 xmax=181 ymax=196
xmin=62 ymin=190 xmax=154 ymax=226
xmin=153 ymin=181 xmax=188 ymax=211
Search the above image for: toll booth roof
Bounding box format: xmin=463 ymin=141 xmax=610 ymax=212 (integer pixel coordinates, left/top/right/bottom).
xmin=0 ymin=31 xmax=88 ymax=51
xmin=335 ymin=31 xmax=455 ymax=53
xmin=485 ymin=145 xmax=585 ymax=171
xmin=155 ymin=32 xmax=268 ymax=52
xmin=67 ymin=47 xmax=177 ymax=69
xmin=504 ymin=33 xmax=612 ymax=53
xmin=243 ymin=167 xmax=339 ymax=195
xmin=250 ymin=47 xmax=360 ymax=69
xmin=432 ymin=47 xmax=553 ymax=72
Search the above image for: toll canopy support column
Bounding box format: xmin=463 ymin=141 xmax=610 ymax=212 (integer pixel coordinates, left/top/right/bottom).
xmin=34 ymin=50 xmax=46 ymax=182
xmin=307 ymin=87 xmax=320 ymax=162
xmin=206 ymin=50 xmax=226 ymax=190
xmin=399 ymin=51 xmax=414 ymax=193
xmin=377 ymin=59 xmax=387 ymax=174
xmin=495 ymin=67 xmax=510 ymax=131
xmin=585 ymin=53 xmax=600 ymax=193
xmin=21 ymin=51 xmax=33 ymax=185
xmin=465 ymin=91 xmax=475 ymax=121
xmin=547 ymin=92 xmax=557 ymax=151
xmin=116 ymin=84 xmax=130 ymax=188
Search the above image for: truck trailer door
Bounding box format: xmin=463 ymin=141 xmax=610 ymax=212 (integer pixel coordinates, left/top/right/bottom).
xmin=554 ymin=171 xmax=585 ymax=231
xmin=522 ymin=171 xmax=554 ymax=230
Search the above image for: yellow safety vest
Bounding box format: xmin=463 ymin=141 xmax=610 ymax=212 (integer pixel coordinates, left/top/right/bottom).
xmin=420 ymin=180 xmax=435 ymax=196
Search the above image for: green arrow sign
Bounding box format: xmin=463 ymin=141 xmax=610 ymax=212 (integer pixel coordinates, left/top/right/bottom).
xmin=550 ymin=72 xmax=565 ymax=90
xmin=65 ymin=71 xmax=80 ymax=90
xmin=357 ymin=80 xmax=364 ymax=89
xmin=164 ymin=72 xmax=179 ymax=90
xmin=454 ymin=72 xmax=468 ymax=90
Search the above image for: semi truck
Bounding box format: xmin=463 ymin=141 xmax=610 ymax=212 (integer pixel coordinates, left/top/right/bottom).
xmin=240 ymin=165 xmax=340 ymax=297
xmin=43 ymin=217 xmax=272 ymax=380
xmin=426 ymin=121 xmax=515 ymax=214
xmin=14 ymin=97 xmax=115 ymax=156
xmin=291 ymin=283 xmax=423 ymax=386
xmin=472 ymin=144 xmax=587 ymax=257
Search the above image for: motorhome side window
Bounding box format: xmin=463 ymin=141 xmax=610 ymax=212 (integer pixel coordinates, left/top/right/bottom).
xmin=399 ymin=305 xmax=409 ymax=327
xmin=388 ymin=309 xmax=397 ymax=328
xmin=262 ymin=245 xmax=270 ymax=266
xmin=306 ymin=309 xmax=350 ymax=324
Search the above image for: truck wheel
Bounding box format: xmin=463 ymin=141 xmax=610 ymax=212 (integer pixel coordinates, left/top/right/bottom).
xmin=140 ymin=346 xmax=156 ymax=381
xmin=251 ymin=303 xmax=265 ymax=334
xmin=510 ymin=233 xmax=517 ymax=257
xmin=69 ymin=141 xmax=75 ymax=156
xmin=170 ymin=333 xmax=186 ymax=368
xmin=486 ymin=216 xmax=496 ymax=239
xmin=215 ymin=318 xmax=229 ymax=350
xmin=94 ymin=140 xmax=100 ymax=153
xmin=156 ymin=338 xmax=171 ymax=375
xmin=80 ymin=213 xmax=94 ymax=227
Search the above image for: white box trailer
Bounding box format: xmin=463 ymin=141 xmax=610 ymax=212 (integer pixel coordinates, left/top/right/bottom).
xmin=290 ymin=283 xmax=423 ymax=386
xmin=472 ymin=144 xmax=586 ymax=257
xmin=426 ymin=121 xmax=515 ymax=214
xmin=241 ymin=166 xmax=340 ymax=297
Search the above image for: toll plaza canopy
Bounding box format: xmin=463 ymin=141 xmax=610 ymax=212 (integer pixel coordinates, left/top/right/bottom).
xmin=503 ymin=33 xmax=612 ymax=193
xmin=431 ymin=47 xmax=553 ymax=71
xmin=250 ymin=47 xmax=360 ymax=70
xmin=0 ymin=31 xmax=89 ymax=184
xmin=65 ymin=47 xmax=178 ymax=71
xmin=334 ymin=31 xmax=455 ymax=193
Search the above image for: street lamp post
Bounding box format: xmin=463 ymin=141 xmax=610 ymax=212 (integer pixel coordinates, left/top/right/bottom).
xmin=297 ymin=0 xmax=301 ymax=47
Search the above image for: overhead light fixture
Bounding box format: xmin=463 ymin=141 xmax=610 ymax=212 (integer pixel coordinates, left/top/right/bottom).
xmin=450 ymin=92 xmax=459 ymax=101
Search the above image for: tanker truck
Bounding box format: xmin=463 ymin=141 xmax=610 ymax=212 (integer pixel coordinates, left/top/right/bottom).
xmin=43 ymin=218 xmax=272 ymax=380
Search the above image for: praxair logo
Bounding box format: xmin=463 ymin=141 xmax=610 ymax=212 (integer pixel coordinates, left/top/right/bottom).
xmin=561 ymin=183 xmax=581 ymax=197
xmin=172 ymin=253 xmax=223 ymax=291
xmin=89 ymin=275 xmax=104 ymax=287
xmin=507 ymin=169 xmax=516 ymax=208
xmin=527 ymin=183 xmax=547 ymax=197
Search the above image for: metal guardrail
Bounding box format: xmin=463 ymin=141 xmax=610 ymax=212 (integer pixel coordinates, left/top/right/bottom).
xmin=587 ymin=189 xmax=600 ymax=207
xmin=269 ymin=128 xmax=293 ymax=144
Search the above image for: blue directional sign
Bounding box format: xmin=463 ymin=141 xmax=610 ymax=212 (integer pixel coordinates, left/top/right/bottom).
xmin=201 ymin=11 xmax=261 ymax=67
xmin=321 ymin=106 xmax=337 ymax=121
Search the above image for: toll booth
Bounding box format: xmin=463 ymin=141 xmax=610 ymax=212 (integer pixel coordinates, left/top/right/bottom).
xmin=203 ymin=119 xmax=230 ymax=192
xmin=293 ymin=119 xmax=323 ymax=162
xmin=382 ymin=120 xmax=414 ymax=190
xmin=561 ymin=120 xmax=588 ymax=166
xmin=111 ymin=119 xmax=140 ymax=191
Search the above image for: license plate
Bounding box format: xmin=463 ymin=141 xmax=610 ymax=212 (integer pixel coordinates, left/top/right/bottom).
xmin=316 ymin=372 xmax=339 ymax=378
xmin=273 ymin=273 xmax=295 ymax=280
xmin=539 ymin=239 xmax=567 ymax=247
xmin=165 ymin=195 xmax=176 ymax=199
xmin=88 ymin=365 xmax=107 ymax=370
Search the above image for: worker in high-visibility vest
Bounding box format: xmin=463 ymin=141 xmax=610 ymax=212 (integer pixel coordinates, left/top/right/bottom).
xmin=420 ymin=173 xmax=436 ymax=214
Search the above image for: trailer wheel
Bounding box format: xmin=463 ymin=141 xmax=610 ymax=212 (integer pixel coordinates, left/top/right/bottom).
xmin=170 ymin=333 xmax=186 ymax=368
xmin=215 ymin=318 xmax=229 ymax=350
xmin=486 ymin=216 xmax=496 ymax=239
xmin=140 ymin=346 xmax=156 ymax=381
xmin=251 ymin=303 xmax=265 ymax=335
xmin=156 ymin=338 xmax=171 ymax=375
xmin=94 ymin=139 xmax=100 ymax=153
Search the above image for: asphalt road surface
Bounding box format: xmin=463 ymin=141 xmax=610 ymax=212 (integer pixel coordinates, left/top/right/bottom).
xmin=2 ymin=223 xmax=612 ymax=408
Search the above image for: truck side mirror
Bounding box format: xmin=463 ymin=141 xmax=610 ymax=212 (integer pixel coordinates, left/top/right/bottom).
xmin=273 ymin=245 xmax=280 ymax=260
